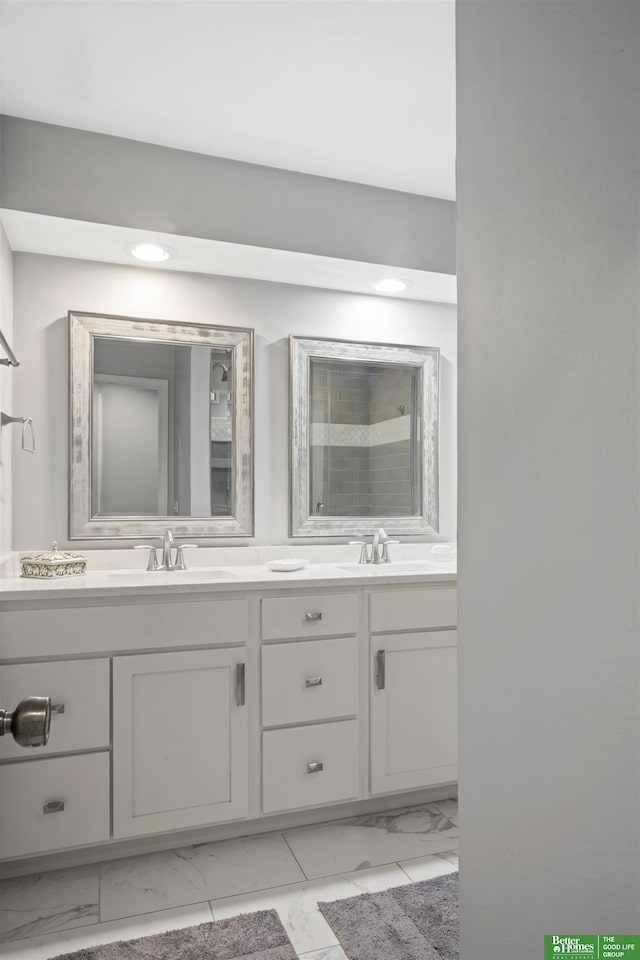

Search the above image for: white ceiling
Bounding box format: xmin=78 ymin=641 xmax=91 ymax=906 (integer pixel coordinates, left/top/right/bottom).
xmin=0 ymin=0 xmax=456 ymax=200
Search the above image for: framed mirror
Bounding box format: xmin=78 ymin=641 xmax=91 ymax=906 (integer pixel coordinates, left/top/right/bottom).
xmin=290 ymin=336 xmax=439 ymax=538
xmin=69 ymin=312 xmax=253 ymax=539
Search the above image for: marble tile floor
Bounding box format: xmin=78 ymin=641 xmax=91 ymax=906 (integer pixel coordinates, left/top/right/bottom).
xmin=0 ymin=798 xmax=458 ymax=960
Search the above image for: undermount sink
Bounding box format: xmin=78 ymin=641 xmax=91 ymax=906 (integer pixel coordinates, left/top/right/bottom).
xmin=106 ymin=568 xmax=238 ymax=581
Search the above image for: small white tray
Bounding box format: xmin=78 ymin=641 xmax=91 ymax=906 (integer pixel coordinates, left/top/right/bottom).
xmin=265 ymin=559 xmax=310 ymax=572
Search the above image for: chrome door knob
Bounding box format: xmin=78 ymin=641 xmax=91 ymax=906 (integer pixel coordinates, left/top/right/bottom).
xmin=0 ymin=696 xmax=51 ymax=747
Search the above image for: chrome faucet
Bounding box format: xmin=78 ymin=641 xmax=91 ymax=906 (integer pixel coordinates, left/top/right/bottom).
xmin=372 ymin=528 xmax=387 ymax=563
xmin=134 ymin=530 xmax=198 ymax=571
xmin=161 ymin=529 xmax=174 ymax=569
xmin=350 ymin=528 xmax=400 ymax=564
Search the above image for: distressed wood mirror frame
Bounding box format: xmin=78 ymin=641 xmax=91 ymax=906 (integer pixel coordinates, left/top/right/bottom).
xmin=69 ymin=311 xmax=254 ymax=539
xmin=290 ymin=335 xmax=440 ymax=538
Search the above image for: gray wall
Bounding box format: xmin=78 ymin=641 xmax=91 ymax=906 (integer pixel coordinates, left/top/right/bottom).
xmin=0 ymin=116 xmax=456 ymax=274
xmin=11 ymin=253 xmax=456 ymax=548
xmin=0 ymin=221 xmax=12 ymax=559
xmin=457 ymin=2 xmax=640 ymax=957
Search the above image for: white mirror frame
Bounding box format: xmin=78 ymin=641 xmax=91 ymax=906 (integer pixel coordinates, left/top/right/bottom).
xmin=290 ymin=335 xmax=440 ymax=538
xmin=69 ymin=311 xmax=254 ymax=539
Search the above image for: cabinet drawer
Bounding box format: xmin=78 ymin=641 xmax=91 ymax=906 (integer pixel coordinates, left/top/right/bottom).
xmin=0 ymin=598 xmax=250 ymax=659
xmin=262 ymin=637 xmax=358 ymax=727
xmin=370 ymin=585 xmax=456 ymax=633
xmin=0 ymin=753 xmax=110 ymax=859
xmin=262 ymin=720 xmax=359 ymax=813
xmin=0 ymin=659 xmax=110 ymax=759
xmin=261 ymin=594 xmax=358 ymax=641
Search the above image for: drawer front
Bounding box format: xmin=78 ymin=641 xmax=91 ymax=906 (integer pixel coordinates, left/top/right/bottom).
xmin=261 ymin=594 xmax=358 ymax=641
xmin=0 ymin=598 xmax=250 ymax=659
xmin=370 ymin=585 xmax=456 ymax=633
xmin=262 ymin=720 xmax=359 ymax=813
xmin=0 ymin=659 xmax=110 ymax=760
xmin=0 ymin=753 xmax=110 ymax=859
xmin=262 ymin=637 xmax=359 ymax=726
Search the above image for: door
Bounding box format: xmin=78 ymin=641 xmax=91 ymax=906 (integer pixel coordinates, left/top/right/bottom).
xmin=93 ymin=374 xmax=169 ymax=516
xmin=113 ymin=648 xmax=248 ymax=837
xmin=370 ymin=631 xmax=457 ymax=795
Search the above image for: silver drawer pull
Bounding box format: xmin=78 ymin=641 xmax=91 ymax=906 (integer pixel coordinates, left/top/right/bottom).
xmin=236 ymin=663 xmax=246 ymax=707
xmin=43 ymin=800 xmax=65 ymax=815
xmin=375 ymin=649 xmax=386 ymax=690
xmin=305 ymin=676 xmax=323 ymax=688
xmin=305 ymin=611 xmax=322 ymax=622
xmin=50 ymin=704 xmax=65 ymax=715
xmin=306 ymin=761 xmax=324 ymax=774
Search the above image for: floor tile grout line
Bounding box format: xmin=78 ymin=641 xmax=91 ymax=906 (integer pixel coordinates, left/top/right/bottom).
xmin=396 ymin=861 xmax=416 ymax=882
xmin=282 ymin=832 xmax=312 ymax=882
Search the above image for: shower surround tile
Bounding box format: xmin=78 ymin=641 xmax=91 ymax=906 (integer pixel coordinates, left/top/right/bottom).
xmin=99 ymin=832 xmax=305 ymax=922
xmin=210 ymin=863 xmax=409 ymax=956
xmin=0 ymin=864 xmax=99 ymax=943
xmin=283 ymin=804 xmax=458 ymax=880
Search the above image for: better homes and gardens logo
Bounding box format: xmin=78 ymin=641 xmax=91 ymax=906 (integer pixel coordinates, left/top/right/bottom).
xmin=544 ymin=936 xmax=640 ymax=959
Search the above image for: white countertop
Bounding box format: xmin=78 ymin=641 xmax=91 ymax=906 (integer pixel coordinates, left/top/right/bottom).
xmin=0 ymin=560 xmax=456 ymax=603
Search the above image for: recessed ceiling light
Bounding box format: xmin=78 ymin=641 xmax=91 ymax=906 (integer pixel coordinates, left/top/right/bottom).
xmin=372 ymin=278 xmax=411 ymax=294
xmin=125 ymin=241 xmax=175 ymax=263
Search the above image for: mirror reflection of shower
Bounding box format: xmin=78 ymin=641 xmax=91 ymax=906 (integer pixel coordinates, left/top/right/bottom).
xmin=211 ymin=362 xmax=229 ymax=382
xmin=309 ymin=358 xmax=421 ymax=518
xmin=210 ymin=352 xmax=233 ymax=516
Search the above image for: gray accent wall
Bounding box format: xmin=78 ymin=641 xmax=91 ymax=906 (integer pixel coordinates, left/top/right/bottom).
xmin=11 ymin=253 xmax=456 ymax=548
xmin=0 ymin=116 xmax=456 ymax=274
xmin=457 ymin=2 xmax=640 ymax=957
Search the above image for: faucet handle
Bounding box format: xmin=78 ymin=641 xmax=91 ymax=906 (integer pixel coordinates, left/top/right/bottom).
xmin=174 ymin=544 xmax=198 ymax=571
xmin=380 ymin=540 xmax=400 ymax=563
xmin=349 ymin=541 xmax=371 ymax=564
xmin=134 ymin=544 xmax=159 ymax=571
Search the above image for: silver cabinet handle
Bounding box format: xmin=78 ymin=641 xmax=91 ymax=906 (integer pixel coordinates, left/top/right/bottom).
xmin=50 ymin=703 xmax=65 ymax=715
xmin=306 ymin=761 xmax=324 ymax=774
xmin=305 ymin=611 xmax=322 ymax=622
xmin=235 ymin=663 xmax=246 ymax=706
xmin=376 ymin=649 xmax=386 ymax=690
xmin=43 ymin=800 xmax=65 ymax=815
xmin=305 ymin=676 xmax=323 ymax=688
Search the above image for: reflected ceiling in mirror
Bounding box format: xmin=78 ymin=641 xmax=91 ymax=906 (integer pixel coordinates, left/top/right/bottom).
xmin=69 ymin=312 xmax=253 ymax=539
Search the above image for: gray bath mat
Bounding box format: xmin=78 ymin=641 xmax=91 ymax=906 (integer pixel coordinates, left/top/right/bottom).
xmin=49 ymin=908 xmax=297 ymax=960
xmin=319 ymin=872 xmax=458 ymax=960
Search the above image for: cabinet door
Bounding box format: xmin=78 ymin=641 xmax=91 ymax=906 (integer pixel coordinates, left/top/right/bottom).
xmin=113 ymin=649 xmax=248 ymax=837
xmin=370 ymin=631 xmax=457 ymax=795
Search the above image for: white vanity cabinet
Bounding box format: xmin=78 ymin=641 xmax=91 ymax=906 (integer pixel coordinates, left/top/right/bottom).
xmin=260 ymin=592 xmax=361 ymax=814
xmin=0 ymin=657 xmax=111 ymax=860
xmin=0 ymin=573 xmax=456 ymax=869
xmin=112 ymin=648 xmax=248 ymax=838
xmin=369 ymin=585 xmax=458 ymax=795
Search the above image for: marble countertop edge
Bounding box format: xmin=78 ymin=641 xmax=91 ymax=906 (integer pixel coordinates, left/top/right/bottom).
xmin=0 ymin=562 xmax=457 ymax=602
